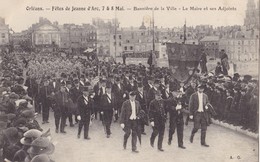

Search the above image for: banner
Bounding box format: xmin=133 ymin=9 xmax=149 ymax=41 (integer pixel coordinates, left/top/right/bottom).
xmin=166 ymin=43 xmax=203 ymax=83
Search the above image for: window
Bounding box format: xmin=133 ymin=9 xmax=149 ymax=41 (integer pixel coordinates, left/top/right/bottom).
xmin=126 ymin=40 xmax=130 ymax=43
xmin=114 ymin=42 xmax=116 ymax=46
xmin=119 ymin=35 xmax=121 ymax=39
xmin=124 ymin=46 xmax=127 ymax=50
xmin=1 ymin=33 xmax=5 ymax=38
xmin=130 ymin=46 xmax=133 ymax=50
xmin=113 ymin=35 xmax=116 ymax=39
xmin=119 ymin=42 xmax=121 ymax=46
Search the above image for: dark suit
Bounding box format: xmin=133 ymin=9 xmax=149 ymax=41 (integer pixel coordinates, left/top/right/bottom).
xmin=149 ymin=99 xmax=167 ymax=149
xmin=168 ymin=97 xmax=185 ymax=147
xmin=135 ymin=91 xmax=147 ymax=133
xmin=54 ymin=90 xmax=69 ymax=131
xmin=146 ymin=87 xmax=158 ymax=107
xmin=77 ymin=95 xmax=94 ymax=138
xmin=71 ymin=86 xmax=82 ymax=123
xmin=100 ymin=93 xmax=115 ymax=135
xmin=39 ymin=85 xmax=52 ymax=122
xmin=119 ymin=100 xmax=141 ymax=151
xmin=189 ymin=92 xmax=209 ymax=145
xmin=112 ymin=83 xmax=126 ymax=120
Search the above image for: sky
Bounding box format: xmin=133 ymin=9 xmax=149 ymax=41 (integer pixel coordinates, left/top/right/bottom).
xmin=0 ymin=0 xmax=256 ymax=32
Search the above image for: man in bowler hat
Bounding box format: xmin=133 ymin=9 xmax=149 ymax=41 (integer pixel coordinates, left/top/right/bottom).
xmin=189 ymin=84 xmax=210 ymax=147
xmin=119 ymin=91 xmax=141 ymax=153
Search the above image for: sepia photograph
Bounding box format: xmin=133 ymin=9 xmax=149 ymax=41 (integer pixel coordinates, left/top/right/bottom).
xmin=0 ymin=0 xmax=259 ymax=161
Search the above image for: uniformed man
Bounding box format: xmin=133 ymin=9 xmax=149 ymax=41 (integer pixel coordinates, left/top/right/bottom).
xmin=149 ymin=90 xmax=167 ymax=151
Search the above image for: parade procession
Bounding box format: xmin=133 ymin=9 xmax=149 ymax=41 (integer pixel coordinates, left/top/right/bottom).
xmin=0 ymin=0 xmax=259 ymax=161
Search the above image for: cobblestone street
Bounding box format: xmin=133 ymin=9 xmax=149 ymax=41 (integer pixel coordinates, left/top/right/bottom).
xmin=39 ymin=112 xmax=258 ymax=162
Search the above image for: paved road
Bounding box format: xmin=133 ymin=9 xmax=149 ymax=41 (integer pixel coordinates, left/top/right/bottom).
xmin=39 ymin=112 xmax=258 ymax=162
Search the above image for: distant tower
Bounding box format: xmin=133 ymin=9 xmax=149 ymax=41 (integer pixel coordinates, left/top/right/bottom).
xmin=244 ymin=0 xmax=259 ymax=29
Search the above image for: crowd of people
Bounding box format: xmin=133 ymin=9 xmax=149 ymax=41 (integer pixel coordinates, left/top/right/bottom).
xmin=0 ymin=50 xmax=258 ymax=160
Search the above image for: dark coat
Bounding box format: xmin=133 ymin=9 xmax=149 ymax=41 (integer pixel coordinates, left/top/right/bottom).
xmin=100 ymin=93 xmax=115 ymax=111
xmin=188 ymin=92 xmax=209 ymax=116
xmin=119 ymin=100 xmax=141 ymax=125
xmin=149 ymin=99 xmax=167 ymax=125
xmin=77 ymin=95 xmax=94 ymax=121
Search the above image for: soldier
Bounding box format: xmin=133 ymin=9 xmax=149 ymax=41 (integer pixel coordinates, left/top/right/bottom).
xmin=119 ymin=91 xmax=141 ymax=153
xmin=149 ymin=91 xmax=167 ymax=151
xmin=77 ymin=86 xmax=95 ymax=140
xmin=168 ymin=91 xmax=186 ymax=149
xmin=189 ymin=84 xmax=210 ymax=147
xmin=100 ymin=83 xmax=115 ymax=138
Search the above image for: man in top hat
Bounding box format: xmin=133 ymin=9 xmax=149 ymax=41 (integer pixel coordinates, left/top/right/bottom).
xmin=112 ymin=76 xmax=126 ymax=122
xmin=70 ymin=79 xmax=82 ymax=124
xmin=100 ymin=82 xmax=115 ymax=138
xmin=53 ymin=81 xmax=69 ymax=133
xmin=119 ymin=91 xmax=141 ymax=153
xmin=64 ymin=80 xmax=75 ymax=127
xmin=189 ymin=84 xmax=210 ymax=147
xmin=149 ymin=90 xmax=167 ymax=151
xmin=77 ymin=86 xmax=95 ymax=139
xmin=135 ymin=82 xmax=148 ymax=135
xmin=39 ymin=78 xmax=52 ymax=124
xmin=147 ymin=79 xmax=160 ymax=107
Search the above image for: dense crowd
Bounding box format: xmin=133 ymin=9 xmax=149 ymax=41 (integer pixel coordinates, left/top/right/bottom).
xmin=0 ymin=51 xmax=258 ymax=161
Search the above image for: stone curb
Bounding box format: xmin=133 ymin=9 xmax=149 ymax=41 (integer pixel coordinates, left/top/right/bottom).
xmin=211 ymin=119 xmax=258 ymax=140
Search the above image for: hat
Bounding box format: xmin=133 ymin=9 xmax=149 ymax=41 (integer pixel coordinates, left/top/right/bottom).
xmin=21 ymin=110 xmax=35 ymax=118
xmin=82 ymin=86 xmax=89 ymax=92
xmin=0 ymin=105 xmax=7 ymax=112
xmin=106 ymin=82 xmax=112 ymax=88
xmin=66 ymin=80 xmax=71 ymax=85
xmin=243 ymin=75 xmax=252 ymax=82
xmin=20 ymin=129 xmax=43 ymax=146
xmin=3 ymin=127 xmax=20 ymax=144
xmin=31 ymin=154 xmax=52 ymax=162
xmin=240 ymin=88 xmax=247 ymax=92
xmin=13 ymin=117 xmax=27 ymax=127
xmin=155 ymin=90 xmax=162 ymax=96
xmin=27 ymin=137 xmax=55 ymax=155
xmin=60 ymin=81 xmax=66 ymax=86
xmin=115 ymin=77 xmax=120 ymax=82
xmin=73 ymin=79 xmax=79 ymax=84
xmin=129 ymin=91 xmax=136 ymax=96
xmin=154 ymin=79 xmax=160 ymax=85
xmin=9 ymin=92 xmax=19 ymax=99
xmin=197 ymin=84 xmax=205 ymax=89
xmin=137 ymin=82 xmax=143 ymax=88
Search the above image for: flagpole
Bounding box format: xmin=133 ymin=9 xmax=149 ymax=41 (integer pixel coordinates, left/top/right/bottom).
xmin=152 ymin=10 xmax=155 ymax=51
xmin=183 ymin=19 xmax=186 ymax=44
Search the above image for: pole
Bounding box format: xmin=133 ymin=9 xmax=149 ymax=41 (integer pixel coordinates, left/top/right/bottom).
xmin=114 ymin=11 xmax=117 ymax=62
xmin=152 ymin=10 xmax=155 ymax=51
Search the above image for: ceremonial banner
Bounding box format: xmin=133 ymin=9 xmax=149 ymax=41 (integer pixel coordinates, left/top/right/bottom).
xmin=166 ymin=43 xmax=203 ymax=83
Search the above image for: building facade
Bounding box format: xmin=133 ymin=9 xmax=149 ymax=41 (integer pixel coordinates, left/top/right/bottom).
xmin=199 ymin=36 xmax=219 ymax=59
xmin=0 ymin=17 xmax=10 ymax=52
